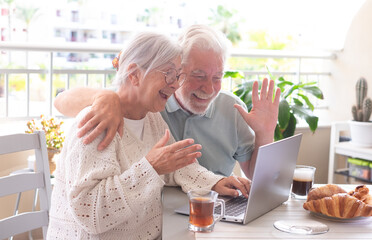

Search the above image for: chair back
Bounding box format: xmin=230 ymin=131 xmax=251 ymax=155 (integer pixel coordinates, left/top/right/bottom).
xmin=0 ymin=131 xmax=52 ymax=239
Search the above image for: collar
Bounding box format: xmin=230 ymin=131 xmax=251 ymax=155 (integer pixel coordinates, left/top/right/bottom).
xmin=165 ymin=94 xmax=215 ymax=118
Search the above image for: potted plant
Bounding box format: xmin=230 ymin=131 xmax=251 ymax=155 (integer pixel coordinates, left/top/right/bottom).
xmin=349 ymin=77 xmax=372 ymax=147
xmin=26 ymin=115 xmax=65 ymax=174
xmin=226 ymin=66 xmax=324 ymax=141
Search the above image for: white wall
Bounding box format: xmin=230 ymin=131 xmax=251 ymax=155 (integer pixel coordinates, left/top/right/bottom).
xmin=326 ymin=0 xmax=372 ymax=122
xmin=295 ymin=127 xmax=330 ymax=184
xmin=297 ymin=0 xmax=372 ymax=184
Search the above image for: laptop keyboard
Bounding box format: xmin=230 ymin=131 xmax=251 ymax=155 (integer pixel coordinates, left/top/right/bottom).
xmin=214 ymin=195 xmax=248 ymax=217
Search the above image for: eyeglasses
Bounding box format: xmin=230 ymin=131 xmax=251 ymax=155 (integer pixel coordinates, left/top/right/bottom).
xmin=157 ymin=69 xmax=187 ymax=86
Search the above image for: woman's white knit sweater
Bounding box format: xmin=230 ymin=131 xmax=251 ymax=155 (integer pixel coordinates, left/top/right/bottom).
xmin=47 ymin=107 xmax=223 ymax=239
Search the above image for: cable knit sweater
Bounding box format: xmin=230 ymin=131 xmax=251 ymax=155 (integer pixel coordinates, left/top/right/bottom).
xmin=47 ymin=107 xmax=224 ymax=240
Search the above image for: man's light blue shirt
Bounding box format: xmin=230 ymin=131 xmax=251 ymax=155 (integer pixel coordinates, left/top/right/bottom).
xmin=161 ymin=90 xmax=255 ymax=176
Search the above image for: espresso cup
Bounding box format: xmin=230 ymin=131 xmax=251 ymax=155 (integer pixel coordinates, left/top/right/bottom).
xmin=187 ymin=189 xmax=225 ymax=232
xmin=291 ymin=165 xmax=316 ymax=199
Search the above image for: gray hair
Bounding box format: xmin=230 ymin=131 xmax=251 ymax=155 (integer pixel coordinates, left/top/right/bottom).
xmin=178 ymin=24 xmax=231 ymax=67
xmin=114 ymin=32 xmax=181 ymax=86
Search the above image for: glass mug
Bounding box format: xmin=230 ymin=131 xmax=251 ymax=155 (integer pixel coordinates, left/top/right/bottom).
xmin=187 ymin=189 xmax=225 ymax=232
xmin=291 ymin=165 xmax=316 ymax=199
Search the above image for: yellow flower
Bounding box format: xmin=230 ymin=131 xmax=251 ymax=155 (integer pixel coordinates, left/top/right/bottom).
xmin=26 ymin=115 xmax=65 ymax=150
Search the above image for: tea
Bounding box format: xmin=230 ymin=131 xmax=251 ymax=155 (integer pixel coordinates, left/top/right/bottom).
xmin=187 ymin=189 xmax=224 ymax=232
xmin=189 ymin=197 xmax=214 ymax=227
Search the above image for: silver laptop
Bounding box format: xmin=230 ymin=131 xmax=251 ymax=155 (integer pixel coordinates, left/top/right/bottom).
xmin=175 ymin=133 xmax=302 ymax=224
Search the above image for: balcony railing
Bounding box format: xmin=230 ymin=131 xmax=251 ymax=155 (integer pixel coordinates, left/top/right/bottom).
xmin=0 ymin=42 xmax=336 ymax=120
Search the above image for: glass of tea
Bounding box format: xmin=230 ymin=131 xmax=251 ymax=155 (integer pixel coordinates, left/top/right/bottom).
xmin=291 ymin=165 xmax=316 ymax=199
xmin=187 ymin=189 xmax=225 ymax=232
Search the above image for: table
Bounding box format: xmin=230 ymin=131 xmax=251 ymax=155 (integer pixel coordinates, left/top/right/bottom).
xmin=162 ymin=185 xmax=372 ymax=239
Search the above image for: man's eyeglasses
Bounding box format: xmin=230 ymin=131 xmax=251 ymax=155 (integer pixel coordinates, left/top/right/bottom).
xmin=157 ymin=69 xmax=187 ymax=86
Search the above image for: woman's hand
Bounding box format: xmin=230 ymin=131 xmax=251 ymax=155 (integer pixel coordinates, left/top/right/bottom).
xmin=212 ymin=176 xmax=251 ymax=198
xmin=77 ymin=90 xmax=123 ymax=151
xmin=146 ymin=130 xmax=201 ymax=175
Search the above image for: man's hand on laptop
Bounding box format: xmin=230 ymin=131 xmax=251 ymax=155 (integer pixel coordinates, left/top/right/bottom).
xmin=212 ymin=176 xmax=251 ymax=198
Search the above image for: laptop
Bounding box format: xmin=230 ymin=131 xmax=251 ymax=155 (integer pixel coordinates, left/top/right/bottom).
xmin=175 ymin=133 xmax=302 ymax=225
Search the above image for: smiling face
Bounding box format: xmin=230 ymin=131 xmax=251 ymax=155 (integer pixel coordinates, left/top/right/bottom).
xmin=174 ymin=47 xmax=224 ymax=114
xmin=139 ymin=56 xmax=183 ymax=114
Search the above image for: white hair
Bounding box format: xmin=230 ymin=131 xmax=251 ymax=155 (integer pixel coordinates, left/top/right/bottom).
xmin=178 ymin=24 xmax=231 ymax=67
xmin=114 ymin=32 xmax=181 ymax=86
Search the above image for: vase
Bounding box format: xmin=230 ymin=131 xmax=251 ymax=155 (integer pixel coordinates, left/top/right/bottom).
xmin=47 ymin=147 xmax=60 ymax=175
xmin=349 ymin=120 xmax=372 ymax=147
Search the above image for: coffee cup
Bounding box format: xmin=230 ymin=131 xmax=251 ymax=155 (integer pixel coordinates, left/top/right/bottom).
xmin=187 ymin=189 xmax=225 ymax=232
xmin=291 ymin=165 xmax=316 ymax=199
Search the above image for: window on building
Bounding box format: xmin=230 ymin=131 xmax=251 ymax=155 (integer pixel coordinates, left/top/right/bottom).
xmin=71 ymin=31 xmax=77 ymax=42
xmin=102 ymin=31 xmax=107 ymax=39
xmin=1 ymin=28 xmax=5 ymax=41
xmin=1 ymin=8 xmax=8 ymax=16
xmin=110 ymin=33 xmax=116 ymax=43
xmin=71 ymin=10 xmax=79 ymax=22
xmin=111 ymin=14 xmax=117 ymax=25
xmin=55 ymin=29 xmax=61 ymax=37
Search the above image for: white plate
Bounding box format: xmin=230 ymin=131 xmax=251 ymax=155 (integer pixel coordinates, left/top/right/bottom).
xmin=310 ymin=211 xmax=372 ymax=223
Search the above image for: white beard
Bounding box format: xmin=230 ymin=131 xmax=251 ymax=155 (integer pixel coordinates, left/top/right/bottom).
xmin=176 ymin=90 xmax=217 ymax=115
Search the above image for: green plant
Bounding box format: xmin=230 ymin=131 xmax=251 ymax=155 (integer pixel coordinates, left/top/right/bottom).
xmin=352 ymin=77 xmax=372 ymax=122
xmin=228 ymin=66 xmax=324 ymax=141
xmin=26 ymin=115 xmax=65 ymax=150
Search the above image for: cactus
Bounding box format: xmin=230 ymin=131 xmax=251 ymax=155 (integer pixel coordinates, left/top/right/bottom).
xmin=356 ymin=77 xmax=367 ymax=109
xmin=352 ymin=77 xmax=372 ymax=122
xmin=363 ymin=98 xmax=372 ymax=122
xmin=352 ymin=105 xmax=358 ymax=121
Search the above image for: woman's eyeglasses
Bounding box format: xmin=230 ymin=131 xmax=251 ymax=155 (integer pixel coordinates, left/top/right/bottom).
xmin=157 ymin=69 xmax=187 ymax=86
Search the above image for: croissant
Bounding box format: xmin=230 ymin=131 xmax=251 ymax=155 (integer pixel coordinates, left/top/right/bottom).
xmin=348 ymin=185 xmax=372 ymax=205
xmin=303 ymin=184 xmax=372 ymax=218
xmin=306 ymin=184 xmax=346 ymax=201
xmin=304 ymin=193 xmax=372 ymax=218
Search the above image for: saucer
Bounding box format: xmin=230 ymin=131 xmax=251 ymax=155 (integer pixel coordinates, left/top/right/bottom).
xmin=274 ymin=219 xmax=329 ymax=235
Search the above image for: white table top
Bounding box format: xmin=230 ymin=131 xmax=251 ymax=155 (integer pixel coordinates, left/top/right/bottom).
xmin=162 ymin=185 xmax=372 ymax=240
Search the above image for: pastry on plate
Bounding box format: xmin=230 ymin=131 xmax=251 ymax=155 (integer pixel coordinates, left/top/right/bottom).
xmin=303 ymin=184 xmax=372 ymax=218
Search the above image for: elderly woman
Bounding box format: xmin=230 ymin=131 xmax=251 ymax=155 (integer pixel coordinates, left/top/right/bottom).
xmin=47 ymin=32 xmax=250 ymax=240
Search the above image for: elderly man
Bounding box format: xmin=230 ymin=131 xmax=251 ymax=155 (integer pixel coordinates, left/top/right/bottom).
xmin=54 ymin=24 xmax=280 ymax=179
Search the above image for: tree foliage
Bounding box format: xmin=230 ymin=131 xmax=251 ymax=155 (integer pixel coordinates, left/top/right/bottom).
xmin=208 ymin=5 xmax=242 ymax=45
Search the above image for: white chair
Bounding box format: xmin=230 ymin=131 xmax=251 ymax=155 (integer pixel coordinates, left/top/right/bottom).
xmin=0 ymin=131 xmax=52 ymax=239
xmin=10 ymin=168 xmax=39 ymax=240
